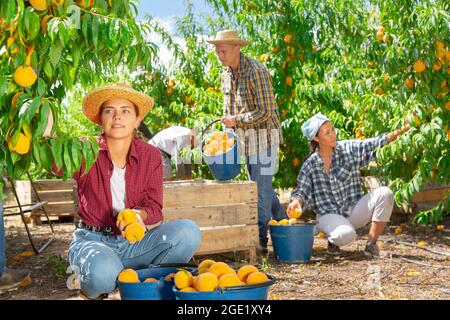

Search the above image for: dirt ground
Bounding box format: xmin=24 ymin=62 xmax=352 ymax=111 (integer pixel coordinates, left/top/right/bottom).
xmin=1 ymin=215 xmax=449 ymax=300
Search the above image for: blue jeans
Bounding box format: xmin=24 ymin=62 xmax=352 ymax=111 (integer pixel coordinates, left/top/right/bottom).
xmin=0 ymin=202 xmax=5 ymax=275
xmin=246 ymin=146 xmax=286 ymax=247
xmin=68 ymin=219 xmax=201 ymax=299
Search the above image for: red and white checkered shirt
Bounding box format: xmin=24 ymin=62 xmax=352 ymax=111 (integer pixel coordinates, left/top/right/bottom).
xmin=73 ymin=136 xmax=163 ymax=235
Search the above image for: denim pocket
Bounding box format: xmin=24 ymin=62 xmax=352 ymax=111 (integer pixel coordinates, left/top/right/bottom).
xmin=73 ymin=228 xmax=89 ymax=239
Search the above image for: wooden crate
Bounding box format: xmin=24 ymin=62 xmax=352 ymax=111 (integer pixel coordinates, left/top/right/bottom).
xmin=3 ymin=180 xmax=32 ymax=208
xmin=28 ymin=179 xmax=77 ymax=224
xmin=410 ymin=183 xmax=450 ymax=212
xmin=162 ymin=179 xmax=259 ymax=263
xmin=2 ymin=179 xmax=77 ymax=224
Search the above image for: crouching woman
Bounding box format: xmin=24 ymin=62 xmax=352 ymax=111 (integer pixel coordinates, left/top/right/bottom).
xmin=287 ymin=113 xmax=409 ymax=257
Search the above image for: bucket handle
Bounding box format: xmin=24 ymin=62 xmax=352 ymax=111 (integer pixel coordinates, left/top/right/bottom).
xmin=201 ymin=118 xmax=222 ymax=143
xmin=222 ymin=274 xmax=276 ymax=291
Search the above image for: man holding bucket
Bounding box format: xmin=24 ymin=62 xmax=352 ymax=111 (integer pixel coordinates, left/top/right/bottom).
xmin=206 ymin=30 xmax=285 ymax=255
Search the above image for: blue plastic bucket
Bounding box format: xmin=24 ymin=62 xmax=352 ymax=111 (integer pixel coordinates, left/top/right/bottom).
xmin=117 ymin=264 xmax=196 ymax=300
xmin=201 ymin=120 xmax=241 ymax=181
xmin=269 ymin=223 xmax=316 ymax=264
xmin=173 ymin=275 xmax=276 ymax=300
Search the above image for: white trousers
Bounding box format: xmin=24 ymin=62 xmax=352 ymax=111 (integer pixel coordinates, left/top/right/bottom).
xmin=317 ymin=187 xmax=394 ymax=247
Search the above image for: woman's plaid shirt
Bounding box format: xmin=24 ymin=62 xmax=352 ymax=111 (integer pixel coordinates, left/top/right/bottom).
xmin=221 ymin=53 xmax=282 ymax=156
xmin=290 ymin=134 xmax=388 ymax=217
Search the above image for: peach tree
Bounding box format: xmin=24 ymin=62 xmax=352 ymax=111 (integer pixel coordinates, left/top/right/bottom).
xmin=0 ymin=0 xmax=157 ymax=198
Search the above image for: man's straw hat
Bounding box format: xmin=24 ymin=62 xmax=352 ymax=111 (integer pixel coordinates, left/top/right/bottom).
xmin=206 ymin=30 xmax=249 ymax=46
xmin=82 ymin=83 xmax=154 ymax=125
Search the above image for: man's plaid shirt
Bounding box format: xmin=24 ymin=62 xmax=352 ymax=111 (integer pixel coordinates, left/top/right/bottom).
xmin=291 ymin=134 xmax=388 ymax=217
xmin=221 ymin=53 xmax=282 ymax=156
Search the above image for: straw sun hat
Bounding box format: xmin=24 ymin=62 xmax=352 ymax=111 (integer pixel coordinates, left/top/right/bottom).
xmin=82 ymin=83 xmax=154 ymax=125
xmin=206 ymin=30 xmax=250 ymax=46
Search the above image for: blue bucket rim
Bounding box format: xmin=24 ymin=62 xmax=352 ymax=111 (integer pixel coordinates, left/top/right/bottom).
xmin=116 ymin=264 xmax=198 ymax=285
xmin=269 ymin=221 xmax=317 ymax=227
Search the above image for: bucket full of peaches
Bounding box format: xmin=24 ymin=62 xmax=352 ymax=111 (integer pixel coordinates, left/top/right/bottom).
xmin=201 ymin=119 xmax=241 ymax=181
xmin=269 ymin=208 xmax=317 ymax=264
xmin=172 ymin=260 xmax=275 ymax=300
xmin=116 ymin=263 xmax=197 ymax=300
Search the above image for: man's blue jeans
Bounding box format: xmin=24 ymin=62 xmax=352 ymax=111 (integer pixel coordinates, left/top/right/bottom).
xmin=246 ymin=146 xmax=285 ymax=247
xmin=0 ymin=202 xmax=5 ymax=275
xmin=68 ymin=219 xmax=201 ymax=299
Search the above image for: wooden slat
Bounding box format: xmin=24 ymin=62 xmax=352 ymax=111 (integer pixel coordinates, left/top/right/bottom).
xmin=412 ymin=188 xmax=450 ymax=203
xmin=196 ymin=225 xmax=259 ymax=254
xmin=163 ymin=203 xmax=258 ymax=227
xmin=163 ymin=180 xmax=257 ymax=208
xmin=32 ymin=203 xmax=75 ymax=216
xmin=33 ymin=179 xmax=76 ymax=191
xmin=414 ymin=202 xmax=445 ymax=212
xmin=31 ymin=191 xmax=75 ymax=202
xmin=419 ymin=183 xmax=450 ymax=190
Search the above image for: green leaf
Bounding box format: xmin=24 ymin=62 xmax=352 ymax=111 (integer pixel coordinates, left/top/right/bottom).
xmin=63 ymin=140 xmax=73 ymax=178
xmin=71 ymin=139 xmax=83 ymax=172
xmin=127 ymin=46 xmax=136 ymax=68
xmin=32 ymin=140 xmax=42 ymax=169
xmin=27 ymin=10 xmax=40 ymax=40
xmin=47 ymin=18 xmax=60 ymax=42
xmin=58 ymin=20 xmax=69 ymax=47
xmin=12 ymin=157 xmax=27 ymax=179
xmin=0 ymin=77 xmax=7 ymax=101
xmin=92 ymin=15 xmax=100 ymax=49
xmin=109 ymin=19 xmax=117 ymax=44
xmin=35 ymin=100 xmax=50 ymax=138
xmin=44 ymin=60 xmax=53 ymax=80
xmin=82 ymin=138 xmax=95 ymax=175
xmin=18 ymin=96 xmax=41 ymax=126
xmin=10 ymin=150 xmax=20 ymax=166
xmin=412 ymin=178 xmax=420 ymax=193
xmin=390 ymin=144 xmax=396 ymax=158
xmin=71 ymin=45 xmax=81 ymax=67
xmin=39 ymin=143 xmax=53 ymax=172
xmin=4 ymin=0 xmax=17 ymax=22
xmin=49 ymin=41 xmax=63 ymax=68
xmin=81 ymin=13 xmax=91 ymax=44
xmin=402 ymin=188 xmax=410 ymax=202
xmin=23 ymin=7 xmax=33 ymax=35
xmin=37 ymin=78 xmax=46 ymax=96
xmin=50 ymin=140 xmax=63 ymax=170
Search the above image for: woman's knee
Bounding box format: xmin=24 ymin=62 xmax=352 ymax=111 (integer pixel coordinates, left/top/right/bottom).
xmin=328 ymin=225 xmax=356 ymax=247
xmin=72 ymin=243 xmax=123 ymax=298
xmin=170 ymin=219 xmax=202 ymax=250
xmin=83 ymin=258 xmax=122 ymax=297
xmin=373 ymin=187 xmax=394 ymax=221
xmin=375 ymin=187 xmax=394 ymax=202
